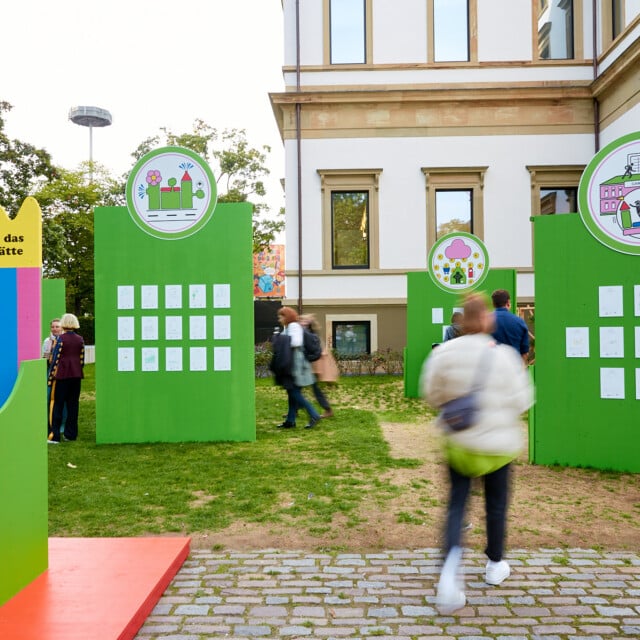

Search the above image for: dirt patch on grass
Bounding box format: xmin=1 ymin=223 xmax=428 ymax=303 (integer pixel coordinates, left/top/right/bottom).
xmin=192 ymin=418 xmax=640 ymax=552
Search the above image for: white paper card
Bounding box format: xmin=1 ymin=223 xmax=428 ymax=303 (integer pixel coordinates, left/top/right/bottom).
xmin=636 ymin=369 xmax=640 ymax=400
xmin=189 ymin=284 xmax=207 ymax=309
xmin=165 ymin=347 xmax=183 ymax=371
xmin=117 ymin=285 xmax=134 ymax=310
xmin=599 ymin=326 xmax=624 ymax=358
xmin=190 ymin=347 xmax=207 ymax=371
xmin=431 ymin=308 xmax=444 ymax=324
xmin=213 ymin=284 xmax=231 ymax=308
xmin=566 ymin=327 xmax=589 ymax=358
xmin=165 ymin=316 xmax=183 ymax=340
xmin=118 ymin=316 xmax=135 ymax=341
xmin=453 ymin=307 xmax=463 ymax=314
xmin=141 ymin=316 xmax=158 ymax=341
xmin=600 ymin=367 xmax=625 ymax=399
xmin=165 ymin=284 xmax=183 ymax=309
xmin=214 ymin=346 xmax=231 ymax=371
xmin=118 ymin=347 xmax=135 ymax=371
xmin=635 ymin=285 xmax=640 ymax=316
xmin=189 ymin=315 xmax=207 ymax=340
xmin=636 ymin=327 xmax=640 ymax=358
xmin=599 ymin=285 xmax=623 ymax=317
xmin=213 ymin=315 xmax=231 ymax=340
xmin=141 ymin=285 xmax=158 ymax=309
xmin=141 ymin=348 xmax=159 ymax=372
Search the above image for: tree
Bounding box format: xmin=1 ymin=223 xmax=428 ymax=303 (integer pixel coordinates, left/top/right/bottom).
xmin=437 ymin=217 xmax=471 ymax=238
xmin=131 ymin=121 xmax=283 ymax=251
xmin=35 ymin=163 xmax=123 ymax=316
xmin=0 ymin=100 xmax=58 ymax=216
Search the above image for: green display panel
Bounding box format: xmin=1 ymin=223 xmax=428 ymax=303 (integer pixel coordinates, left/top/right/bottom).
xmin=94 ymin=203 xmax=256 ymax=443
xmin=404 ymin=269 xmax=517 ymax=398
xmin=41 ymin=278 xmax=66 ymax=340
xmin=532 ymin=214 xmax=640 ymax=472
xmin=0 ymin=359 xmax=48 ymax=606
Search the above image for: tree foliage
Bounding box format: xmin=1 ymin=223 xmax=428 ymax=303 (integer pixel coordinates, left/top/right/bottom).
xmin=35 ymin=164 xmax=123 ymax=316
xmin=0 ymin=101 xmax=57 ymax=217
xmin=437 ymin=217 xmax=471 ymax=238
xmin=131 ymin=121 xmax=283 ymax=251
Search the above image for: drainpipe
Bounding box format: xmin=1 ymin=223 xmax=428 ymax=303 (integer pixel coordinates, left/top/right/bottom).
xmin=592 ymin=0 xmax=600 ymax=152
xmin=295 ymin=0 xmax=303 ymax=314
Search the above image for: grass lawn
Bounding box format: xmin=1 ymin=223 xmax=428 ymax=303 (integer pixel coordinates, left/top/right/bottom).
xmin=48 ymin=365 xmax=640 ymax=551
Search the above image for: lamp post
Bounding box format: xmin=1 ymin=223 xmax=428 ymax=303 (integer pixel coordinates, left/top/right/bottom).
xmin=68 ymin=106 xmax=112 ymax=182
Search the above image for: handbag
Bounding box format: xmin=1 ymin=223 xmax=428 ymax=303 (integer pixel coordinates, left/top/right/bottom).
xmin=439 ymin=346 xmax=493 ymax=432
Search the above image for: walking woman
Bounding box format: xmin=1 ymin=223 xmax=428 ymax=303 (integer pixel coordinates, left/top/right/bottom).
xmin=275 ymin=307 xmax=321 ymax=429
xmin=48 ymin=313 xmax=85 ymax=443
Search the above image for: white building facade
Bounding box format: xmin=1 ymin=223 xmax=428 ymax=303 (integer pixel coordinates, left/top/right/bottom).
xmin=270 ymin=0 xmax=640 ymax=353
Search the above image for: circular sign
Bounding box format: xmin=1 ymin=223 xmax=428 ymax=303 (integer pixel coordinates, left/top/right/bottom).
xmin=428 ymin=232 xmax=490 ymax=293
xmin=578 ymin=131 xmax=640 ymax=255
xmin=126 ymin=146 xmax=217 ymax=240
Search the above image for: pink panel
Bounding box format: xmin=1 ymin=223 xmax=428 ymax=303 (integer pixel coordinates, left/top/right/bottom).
xmin=17 ymin=267 xmax=42 ymax=362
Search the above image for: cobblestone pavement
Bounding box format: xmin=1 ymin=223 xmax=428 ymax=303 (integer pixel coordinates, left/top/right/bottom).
xmin=135 ymin=548 xmax=640 ymax=639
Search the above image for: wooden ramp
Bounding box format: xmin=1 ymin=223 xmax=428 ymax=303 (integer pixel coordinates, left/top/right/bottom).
xmin=0 ymin=537 xmax=190 ymax=640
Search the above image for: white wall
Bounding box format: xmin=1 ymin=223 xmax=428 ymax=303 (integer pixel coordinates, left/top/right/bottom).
xmin=283 ymin=0 xmax=323 ymax=67
xmin=477 ymin=0 xmax=532 ymax=61
xmin=600 ymin=103 xmax=640 ymax=146
xmin=372 ymin=0 xmax=427 ymax=64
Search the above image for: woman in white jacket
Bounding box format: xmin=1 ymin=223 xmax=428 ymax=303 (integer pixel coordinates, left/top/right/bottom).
xmin=421 ymin=293 xmax=533 ymax=613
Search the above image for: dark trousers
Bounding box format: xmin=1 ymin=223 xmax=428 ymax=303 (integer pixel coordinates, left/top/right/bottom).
xmin=286 ymin=386 xmax=320 ymax=424
xmin=50 ymin=378 xmax=81 ymax=441
xmin=310 ymin=382 xmax=331 ymax=411
xmin=445 ymin=463 xmax=510 ymax=562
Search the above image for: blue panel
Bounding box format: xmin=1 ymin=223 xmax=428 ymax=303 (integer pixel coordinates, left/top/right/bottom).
xmin=0 ymin=268 xmax=18 ymax=407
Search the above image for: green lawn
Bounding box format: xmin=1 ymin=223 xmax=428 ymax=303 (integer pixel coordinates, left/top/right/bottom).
xmin=48 ymin=365 xmax=428 ymax=538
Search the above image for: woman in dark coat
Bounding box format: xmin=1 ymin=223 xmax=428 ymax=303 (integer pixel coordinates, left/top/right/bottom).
xmin=48 ymin=313 xmax=85 ymax=443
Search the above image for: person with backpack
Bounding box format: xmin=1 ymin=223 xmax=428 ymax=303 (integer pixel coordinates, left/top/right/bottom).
xmin=299 ymin=314 xmax=337 ymax=418
xmin=273 ymin=307 xmax=322 ymax=429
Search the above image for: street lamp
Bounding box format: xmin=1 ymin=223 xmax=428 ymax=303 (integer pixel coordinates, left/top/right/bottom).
xmin=68 ymin=105 xmax=112 ymax=181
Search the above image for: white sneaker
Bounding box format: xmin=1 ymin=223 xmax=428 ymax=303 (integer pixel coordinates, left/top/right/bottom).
xmin=436 ymin=546 xmax=466 ymax=614
xmin=485 ymin=559 xmax=510 ymax=585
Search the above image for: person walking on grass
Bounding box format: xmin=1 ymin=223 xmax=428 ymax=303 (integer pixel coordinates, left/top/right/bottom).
xmin=274 ymin=307 xmax=321 ymax=430
xmin=420 ymin=293 xmax=533 ymax=613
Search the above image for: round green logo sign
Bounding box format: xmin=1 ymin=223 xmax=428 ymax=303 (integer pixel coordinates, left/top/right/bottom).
xmin=428 ymin=232 xmax=490 ymax=293
xmin=126 ymin=146 xmax=217 ymax=240
xmin=578 ymin=131 xmax=640 ymax=255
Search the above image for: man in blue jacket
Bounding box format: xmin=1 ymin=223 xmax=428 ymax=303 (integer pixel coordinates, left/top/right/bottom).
xmin=491 ymin=290 xmax=529 ymax=364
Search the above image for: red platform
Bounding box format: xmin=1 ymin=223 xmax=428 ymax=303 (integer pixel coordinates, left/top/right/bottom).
xmin=0 ymin=537 xmax=190 ymax=640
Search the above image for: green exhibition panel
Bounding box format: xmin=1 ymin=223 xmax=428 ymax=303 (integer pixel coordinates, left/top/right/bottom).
xmin=41 ymin=278 xmax=66 ymax=339
xmin=404 ymin=269 xmax=517 ymax=398
xmin=94 ymin=198 xmax=256 ymax=444
xmin=0 ymin=359 xmax=48 ymax=606
xmin=531 ymin=214 xmax=639 ymax=472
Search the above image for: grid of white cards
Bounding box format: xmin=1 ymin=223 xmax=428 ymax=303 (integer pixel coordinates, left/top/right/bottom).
xmin=115 ymin=284 xmax=232 ymax=372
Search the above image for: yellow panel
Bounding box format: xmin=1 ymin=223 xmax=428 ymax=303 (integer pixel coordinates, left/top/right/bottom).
xmin=0 ymin=197 xmax=43 ymax=268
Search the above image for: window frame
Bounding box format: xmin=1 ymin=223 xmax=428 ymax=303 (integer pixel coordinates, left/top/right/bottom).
xmin=318 ymin=169 xmax=381 ymax=271
xmin=533 ymin=0 xmax=582 ymax=61
xmin=330 ymin=189 xmax=370 ymax=269
xmin=527 ymin=165 xmax=585 ymax=216
xmin=324 ymin=0 xmax=373 ymax=66
xmin=326 ymin=313 xmax=378 ymax=353
xmin=601 ymin=0 xmax=626 ymax=50
xmin=427 ymin=0 xmax=477 ymax=63
xmin=421 ymin=167 xmax=487 ymax=251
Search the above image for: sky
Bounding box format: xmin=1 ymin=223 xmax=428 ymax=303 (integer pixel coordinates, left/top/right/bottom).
xmin=2 ymin=0 xmax=286 ymax=217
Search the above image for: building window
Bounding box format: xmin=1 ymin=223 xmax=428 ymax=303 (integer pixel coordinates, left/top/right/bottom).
xmin=422 ymin=167 xmax=487 ymax=250
xmin=318 ymin=169 xmax=381 ymax=271
xmin=329 ymin=0 xmax=366 ymax=64
xmin=612 ymin=0 xmax=624 ymax=39
xmin=540 ymin=187 xmax=577 ymax=214
xmin=332 ymin=320 xmax=371 ymax=356
xmin=435 ymin=190 xmax=473 ymax=238
xmin=433 ymin=0 xmax=469 ymax=62
xmin=332 ymin=191 xmax=369 ymax=268
xmin=538 ymin=0 xmax=574 ymax=60
xmin=527 ymin=165 xmax=585 ymax=216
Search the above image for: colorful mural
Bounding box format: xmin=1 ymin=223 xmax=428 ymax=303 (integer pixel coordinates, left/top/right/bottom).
xmin=253 ymin=244 xmax=285 ymax=298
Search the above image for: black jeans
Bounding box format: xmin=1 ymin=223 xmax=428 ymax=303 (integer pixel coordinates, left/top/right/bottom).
xmin=445 ymin=463 xmax=510 ymax=562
